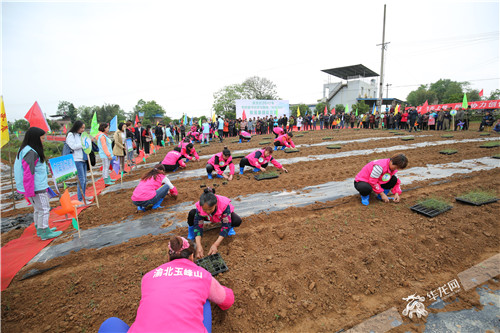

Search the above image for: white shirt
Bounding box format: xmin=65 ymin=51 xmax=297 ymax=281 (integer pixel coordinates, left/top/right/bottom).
xmin=66 ymin=132 xmax=84 ymax=162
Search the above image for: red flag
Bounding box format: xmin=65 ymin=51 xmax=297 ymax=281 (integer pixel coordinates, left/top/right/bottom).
xmin=420 ymin=100 xmax=428 ymax=114
xmin=63 ymin=124 xmax=67 ymax=134
xmin=479 ymin=89 xmax=483 ymax=97
xmin=323 ymin=105 xmax=327 ymax=115
xmin=242 ymin=109 xmax=247 ymax=121
xmin=134 ymin=114 xmax=139 ymax=127
xmin=332 ymin=108 xmax=336 ymax=115
xmin=24 ymin=101 xmax=50 ymax=132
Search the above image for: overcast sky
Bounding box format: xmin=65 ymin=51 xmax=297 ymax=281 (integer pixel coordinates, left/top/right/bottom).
xmin=2 ymin=0 xmax=499 ymax=121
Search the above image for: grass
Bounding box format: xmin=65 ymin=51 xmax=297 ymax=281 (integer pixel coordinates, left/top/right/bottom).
xmin=322 ymin=137 xmax=333 ymax=140
xmin=441 ymin=134 xmax=454 ymax=138
xmin=456 ymin=189 xmax=497 ymax=204
xmin=259 ymin=141 xmax=271 ymax=145
xmin=480 ymin=141 xmax=500 ymax=148
xmin=401 ymin=136 xmax=414 ymax=141
xmin=439 ymin=149 xmax=458 ymax=155
xmin=416 ymin=198 xmax=452 ymax=211
xmin=327 ymin=145 xmax=342 ymax=149
xmin=254 ymin=171 xmax=279 ymax=180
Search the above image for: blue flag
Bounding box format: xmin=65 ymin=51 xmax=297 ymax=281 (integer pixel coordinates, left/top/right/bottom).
xmin=109 ymin=115 xmax=117 ymax=131
xmin=372 ymin=104 xmax=377 ymax=115
xmin=189 ymin=117 xmax=193 ymax=126
xmin=184 ymin=114 xmax=187 ymax=124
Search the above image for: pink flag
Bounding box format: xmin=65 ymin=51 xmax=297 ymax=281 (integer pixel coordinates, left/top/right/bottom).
xmin=324 ymin=105 xmax=327 ymax=115
xmin=24 ymin=101 xmax=50 ymax=132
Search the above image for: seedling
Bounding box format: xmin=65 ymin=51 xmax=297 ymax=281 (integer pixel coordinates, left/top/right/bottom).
xmin=284 ymin=148 xmax=300 ymax=153
xmin=200 ymin=143 xmax=210 ymax=147
xmin=393 ymin=132 xmax=405 ymax=136
xmin=456 ymin=189 xmax=498 ymax=206
xmin=480 ymin=141 xmax=500 ymax=148
xmin=231 ymin=140 xmax=239 ymax=143
xmin=231 ymin=153 xmax=246 ymax=159
xmin=333 ymin=129 xmax=340 ymax=131
xmin=441 ymin=134 xmax=454 ymax=138
xmin=410 ymin=198 xmax=452 ymax=217
xmin=259 ymin=141 xmax=271 ymax=145
xmin=262 ymin=137 xmax=272 ymax=140
xmin=327 ymin=145 xmax=342 ymax=149
xmin=295 ymin=134 xmax=304 ymax=137
xmin=401 ymin=136 xmax=414 ymax=141
xmin=353 ymin=128 xmax=361 ymax=131
xmin=492 ymin=154 xmax=500 ymax=159
xmin=322 ymin=137 xmax=333 ymax=140
xmin=196 ymin=253 xmax=228 ymax=276
xmin=480 ymin=133 xmax=490 ymax=136
xmin=254 ymin=171 xmax=279 ymax=180
xmin=302 ymin=131 xmax=309 ymax=134
xmin=439 ymin=149 xmax=458 ymax=155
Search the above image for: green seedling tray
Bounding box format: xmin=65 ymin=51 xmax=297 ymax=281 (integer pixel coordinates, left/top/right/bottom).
xmin=284 ymin=148 xmax=300 ymax=153
xmin=441 ymin=135 xmax=454 ymax=138
xmin=401 ymin=136 xmax=414 ymax=141
xmin=196 ymin=253 xmax=228 ymax=276
xmin=262 ymin=137 xmax=272 ymax=140
xmin=393 ymin=132 xmax=405 ymax=136
xmin=231 ymin=153 xmax=246 ymax=159
xmin=440 ymin=150 xmax=458 ymax=155
xmin=455 ymin=197 xmax=498 ymax=206
xmin=322 ymin=137 xmax=333 ymax=140
xmin=259 ymin=141 xmax=271 ymax=145
xmin=480 ymin=141 xmax=500 ymax=148
xmin=327 ymin=145 xmax=342 ymax=149
xmin=254 ymin=171 xmax=279 ymax=181
xmin=455 ymin=190 xmax=498 ymax=206
xmin=492 ymin=154 xmax=500 ymax=159
xmin=200 ymin=143 xmax=210 ymax=147
xmin=410 ymin=203 xmax=452 ymax=218
xmin=301 ymin=131 xmax=309 ymax=134
xmin=295 ymin=134 xmax=304 ymax=137
xmin=480 ymin=133 xmax=490 ymax=136
xmin=353 ymin=128 xmax=361 ymax=131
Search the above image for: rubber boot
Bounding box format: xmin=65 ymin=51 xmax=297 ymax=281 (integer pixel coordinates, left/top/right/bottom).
xmin=104 ymin=176 xmax=114 ymax=185
xmin=35 ymin=225 xmax=56 ymax=236
xmin=108 ymin=176 xmax=116 ymax=183
xmin=185 ymin=158 xmax=190 ymax=163
xmin=216 ymin=174 xmax=224 ymax=178
xmin=152 ymin=198 xmax=164 ymax=209
xmin=187 ymin=225 xmax=195 ymax=240
xmin=39 ymin=228 xmax=62 ymax=241
xmin=239 ymin=167 xmax=244 ymax=175
xmin=207 ymin=174 xmax=213 ymax=180
xmin=172 ymin=167 xmax=178 ymax=172
xmin=228 ymin=227 xmax=235 ymax=236
xmin=361 ymin=195 xmax=370 ymax=206
xmin=137 ymin=206 xmax=146 ymax=212
xmin=238 ymin=139 xmax=242 ymax=143
xmin=281 ymin=146 xmax=285 ymax=150
xmin=377 ymin=189 xmax=392 ymax=200
xmin=253 ymin=168 xmax=260 ymax=172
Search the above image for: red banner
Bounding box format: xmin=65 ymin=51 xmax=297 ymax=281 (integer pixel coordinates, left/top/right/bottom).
xmin=405 ymin=99 xmax=500 ymax=112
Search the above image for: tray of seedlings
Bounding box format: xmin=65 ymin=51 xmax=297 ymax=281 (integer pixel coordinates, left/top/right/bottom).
xmin=410 ymin=198 xmax=453 ymax=218
xmin=480 ymin=133 xmax=490 ymax=136
xmin=196 ymin=253 xmax=228 ymax=276
xmin=401 ymin=136 xmax=415 ymax=141
xmin=455 ymin=189 xmax=498 ymax=206
xmin=295 ymin=134 xmax=304 ymax=137
xmin=284 ymin=148 xmax=300 ymax=153
xmin=439 ymin=149 xmax=458 ymax=155
xmin=326 ymin=145 xmax=342 ymax=149
xmin=441 ymin=134 xmax=454 ymax=138
xmin=231 ymin=153 xmax=246 ymax=159
xmin=480 ymin=141 xmax=500 ymax=148
xmin=254 ymin=171 xmax=279 ymax=181
xmin=353 ymin=128 xmax=361 ymax=131
xmin=393 ymin=132 xmax=405 ymax=136
xmin=322 ymin=137 xmax=333 ymax=140
xmin=200 ymin=143 xmax=210 ymax=147
xmin=492 ymin=154 xmax=500 ymax=159
xmin=259 ymin=141 xmax=272 ymax=145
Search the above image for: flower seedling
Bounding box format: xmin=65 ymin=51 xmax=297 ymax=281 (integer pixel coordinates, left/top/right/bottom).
xmin=196 ymin=253 xmax=228 ymax=276
xmin=327 ymin=145 xmax=342 ymax=149
xmin=480 ymin=141 xmax=500 ymax=148
xmin=410 ymin=198 xmax=452 ymax=218
xmin=439 ymin=149 xmax=458 ymax=155
xmin=254 ymin=171 xmax=279 ymax=181
xmin=456 ymin=189 xmax=498 ymax=206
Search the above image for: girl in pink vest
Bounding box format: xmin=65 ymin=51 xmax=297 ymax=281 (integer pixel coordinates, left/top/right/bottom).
xmin=238 ymin=130 xmax=252 ymax=143
xmin=179 ymin=141 xmax=200 ymax=162
xmin=273 ymin=132 xmax=295 ymax=151
xmin=187 ymin=188 xmax=242 ymax=258
xmin=273 ymin=126 xmax=285 ymax=138
xmin=354 ymin=153 xmax=408 ymax=206
xmin=161 ymin=147 xmax=187 ymax=172
xmin=239 ymin=146 xmax=289 ymax=174
xmin=98 ymin=236 xmax=234 ymax=333
xmin=131 ymin=164 xmax=178 ymax=212
xmin=206 ymin=147 xmax=235 ymax=180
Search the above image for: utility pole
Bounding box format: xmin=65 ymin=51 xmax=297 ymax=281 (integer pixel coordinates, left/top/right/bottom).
xmin=386 ymin=83 xmax=392 ymax=98
xmin=377 ymin=4 xmax=390 ymax=111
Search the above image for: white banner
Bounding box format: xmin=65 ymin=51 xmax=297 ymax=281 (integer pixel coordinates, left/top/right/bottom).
xmin=235 ymin=100 xmax=289 ymax=119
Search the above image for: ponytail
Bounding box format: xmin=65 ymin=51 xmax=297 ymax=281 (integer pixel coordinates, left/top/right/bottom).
xmin=141 ymin=164 xmax=166 ymax=181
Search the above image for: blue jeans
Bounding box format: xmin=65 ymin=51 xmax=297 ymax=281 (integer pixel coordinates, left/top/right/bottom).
xmin=75 ymin=161 xmax=87 ymax=201
xmin=132 ymin=184 xmax=171 ymax=207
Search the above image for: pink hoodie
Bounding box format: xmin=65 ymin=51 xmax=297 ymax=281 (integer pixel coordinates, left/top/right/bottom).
xmin=245 ymin=149 xmax=283 ymax=169
xmin=128 ymin=258 xmax=234 ymax=333
xmin=208 ymin=152 xmax=235 ymax=175
xmin=274 ymin=134 xmax=295 ymax=148
xmin=162 ymin=150 xmax=187 ymax=168
xmin=354 ymin=158 xmax=401 ymax=194
xmin=240 ymin=131 xmax=251 ymax=138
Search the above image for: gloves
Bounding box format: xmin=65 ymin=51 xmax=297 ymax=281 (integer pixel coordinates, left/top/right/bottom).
xmin=169 ymin=187 xmax=178 ymax=196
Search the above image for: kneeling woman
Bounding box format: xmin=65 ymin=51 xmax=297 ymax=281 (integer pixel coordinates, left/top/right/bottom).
xmin=239 ymin=146 xmax=289 ymax=174
xmin=274 ymin=132 xmax=295 ymax=151
xmin=98 ymin=236 xmax=234 ymax=333
xmin=206 ymin=147 xmax=234 ymax=180
xmin=238 ymin=130 xmax=252 ymax=143
xmin=187 ymin=188 xmax=241 ymax=258
xmin=162 ymin=147 xmax=187 ymax=172
xmin=354 ymin=153 xmax=408 ymax=206
xmin=131 ymin=164 xmax=178 ymax=211
xmin=273 ymin=126 xmax=285 ymax=138
xmin=179 ymin=140 xmax=200 ymax=162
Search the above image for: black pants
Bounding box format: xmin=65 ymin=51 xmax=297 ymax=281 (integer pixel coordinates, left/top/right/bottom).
xmin=240 ymin=135 xmax=251 ymax=141
xmin=354 ymin=175 xmax=398 ymax=196
xmin=274 ymin=141 xmax=284 ymax=147
xmin=239 ymin=158 xmax=268 ymax=169
xmin=162 ymin=161 xmax=180 ymax=172
xmin=206 ymin=164 xmax=227 ymax=175
xmin=187 ymin=209 xmax=242 ymax=228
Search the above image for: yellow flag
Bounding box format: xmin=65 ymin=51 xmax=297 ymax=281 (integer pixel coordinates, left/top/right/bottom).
xmin=212 ymin=113 xmax=216 ymax=123
xmin=297 ymin=106 xmax=301 ymax=117
xmin=395 ymin=104 xmax=399 ymax=115
xmin=0 ymin=96 xmax=9 ymax=148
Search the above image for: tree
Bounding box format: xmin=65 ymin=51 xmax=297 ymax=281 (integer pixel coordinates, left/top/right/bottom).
xmin=488 ymin=89 xmax=500 ymax=100
xmin=406 ymin=79 xmax=483 ymax=106
xmin=241 ymin=76 xmax=279 ymax=100
xmin=11 ymin=119 xmax=30 ymax=131
xmin=47 ymin=120 xmax=61 ymax=132
xmin=290 ymin=104 xmax=309 ymax=118
xmin=406 ymin=84 xmax=437 ymax=106
xmin=57 ymin=101 xmax=78 ymax=123
xmin=314 ymin=102 xmax=327 ymax=115
xmin=77 ymin=106 xmax=97 ymax=128
xmin=352 ymin=100 xmax=370 ymax=114
xmin=133 ymin=99 xmax=166 ymax=124
xmin=334 ymin=104 xmax=345 ymax=113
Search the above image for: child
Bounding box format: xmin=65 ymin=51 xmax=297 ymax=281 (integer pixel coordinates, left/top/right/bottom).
xmin=131 ymin=164 xmax=178 ymax=212
xmin=206 ymin=147 xmax=234 ymax=180
xmin=14 ymin=127 xmax=62 ymax=240
xmin=187 ymin=188 xmax=242 ymax=258
xmin=239 ymin=146 xmax=289 ymax=174
xmin=202 ymin=120 xmax=210 ymax=144
xmin=354 ymin=153 xmax=408 ymax=206
xmin=273 ymin=126 xmax=285 ymax=138
xmin=161 ymin=147 xmax=187 ymax=172
xmin=273 ymin=132 xmax=295 ymax=151
xmin=238 ymin=130 xmax=252 ymax=143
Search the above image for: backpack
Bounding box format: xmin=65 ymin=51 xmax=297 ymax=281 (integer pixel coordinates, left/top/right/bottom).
xmin=62 ymin=142 xmax=74 ymax=155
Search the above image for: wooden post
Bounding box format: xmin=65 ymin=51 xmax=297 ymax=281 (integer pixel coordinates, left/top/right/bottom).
xmin=8 ymin=149 xmax=16 ymax=209
xmin=74 ymin=206 xmax=81 ymax=238
xmin=86 ymin=157 xmax=99 ymax=208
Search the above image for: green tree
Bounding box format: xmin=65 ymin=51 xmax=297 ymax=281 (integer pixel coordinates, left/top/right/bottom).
xmin=133 ymin=99 xmax=166 ymax=124
xmin=352 ymin=100 xmax=370 ymax=114
xmin=241 ymin=76 xmax=279 ymax=100
xmin=290 ymin=104 xmax=309 ymax=118
xmin=406 ymin=84 xmax=437 ymax=106
xmin=57 ymin=101 xmax=78 ymax=123
xmin=488 ymin=89 xmax=500 ymax=100
xmin=11 ymin=119 xmax=30 ymax=131
xmin=334 ymin=104 xmax=345 ymax=113
xmin=47 ymin=120 xmax=61 ymax=132
xmin=314 ymin=102 xmax=327 ymax=115
xmin=77 ymin=106 xmax=97 ymax=128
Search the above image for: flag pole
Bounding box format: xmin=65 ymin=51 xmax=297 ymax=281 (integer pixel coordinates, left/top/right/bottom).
xmin=86 ymin=153 xmax=99 ymax=208
xmin=8 ymin=148 xmax=16 ymax=210
xmin=74 ymin=206 xmax=81 ymax=238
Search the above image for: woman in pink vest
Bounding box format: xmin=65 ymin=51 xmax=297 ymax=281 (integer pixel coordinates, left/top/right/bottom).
xmin=131 ymin=164 xmax=178 ymax=212
xmin=179 ymin=141 xmax=200 ymax=162
xmin=98 ymin=236 xmax=234 ymax=333
xmin=239 ymin=146 xmax=289 ymax=174
xmin=161 ymin=147 xmax=187 ymax=172
xmin=273 ymin=126 xmax=285 ymax=138
xmin=206 ymin=147 xmax=235 ymax=180
xmin=187 ymin=188 xmax=242 ymax=258
xmin=238 ymin=130 xmax=252 ymax=143
xmin=273 ymin=132 xmax=295 ymax=151
xmin=354 ymin=153 xmax=408 ymax=206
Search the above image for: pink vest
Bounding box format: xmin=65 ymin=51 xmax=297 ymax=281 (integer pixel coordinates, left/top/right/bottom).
xmin=162 ymin=150 xmax=186 ymax=167
xmin=273 ymin=127 xmax=284 ymax=135
xmin=274 ymin=134 xmax=295 ymax=148
xmin=245 ymin=149 xmax=282 ymax=169
xmin=179 ymin=142 xmax=199 ymax=160
xmin=208 ymin=152 xmax=235 ymax=175
xmin=240 ymin=131 xmax=251 ymax=137
xmin=195 ymin=195 xmax=234 ymax=223
xmin=354 ymin=158 xmax=401 ymax=194
xmin=128 ymin=259 xmax=212 ymax=333
xmin=131 ymin=174 xmax=165 ymax=202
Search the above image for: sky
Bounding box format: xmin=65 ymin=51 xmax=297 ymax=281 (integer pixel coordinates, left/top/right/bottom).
xmin=2 ymin=0 xmax=499 ymax=122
